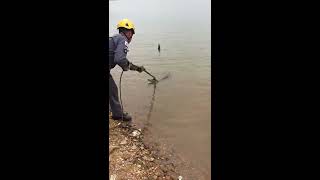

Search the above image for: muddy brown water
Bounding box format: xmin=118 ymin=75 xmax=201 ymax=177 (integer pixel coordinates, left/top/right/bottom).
xmin=110 ymin=0 xmax=211 ymax=179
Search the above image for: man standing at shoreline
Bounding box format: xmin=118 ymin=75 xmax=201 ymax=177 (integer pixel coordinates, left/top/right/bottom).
xmin=107 ymin=19 xmax=145 ymax=121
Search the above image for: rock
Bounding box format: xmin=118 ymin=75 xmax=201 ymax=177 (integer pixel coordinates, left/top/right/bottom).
xmin=110 ymin=174 xmax=117 ymax=180
xmin=153 ymin=175 xmax=158 ymax=180
xmin=166 ymin=164 xmax=174 ymax=172
xmin=160 ymin=165 xmax=168 ymax=173
xmin=123 ymin=153 xmax=131 ymax=160
xmin=178 ymin=176 xmax=183 ymax=180
xmin=120 ymin=139 xmax=127 ymax=145
xmin=167 ymin=172 xmax=178 ymax=179
xmin=132 ymin=145 xmax=137 ymax=150
xmin=131 ymin=130 xmax=141 ymax=137
xmin=155 ymin=171 xmax=161 ymax=176
xmin=109 ymin=146 xmax=120 ymax=154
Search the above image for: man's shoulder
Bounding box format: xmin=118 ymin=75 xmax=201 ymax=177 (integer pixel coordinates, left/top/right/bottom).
xmin=111 ymin=34 xmax=126 ymax=42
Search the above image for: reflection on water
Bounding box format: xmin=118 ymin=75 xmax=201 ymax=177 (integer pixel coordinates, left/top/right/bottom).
xmin=144 ymin=72 xmax=170 ymax=125
xmin=146 ymin=83 xmax=156 ymax=124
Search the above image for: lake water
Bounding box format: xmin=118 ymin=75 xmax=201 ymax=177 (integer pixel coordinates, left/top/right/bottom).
xmin=109 ymin=0 xmax=211 ymax=179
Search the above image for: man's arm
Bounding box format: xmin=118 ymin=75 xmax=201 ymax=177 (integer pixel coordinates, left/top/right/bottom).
xmin=114 ymin=38 xmax=130 ymax=71
xmin=129 ymin=62 xmax=145 ymax=73
xmin=114 ymin=36 xmax=145 ymax=72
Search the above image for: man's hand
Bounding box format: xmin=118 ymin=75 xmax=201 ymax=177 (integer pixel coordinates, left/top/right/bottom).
xmin=136 ymin=66 xmax=145 ymax=73
xmin=129 ymin=62 xmax=145 ymax=73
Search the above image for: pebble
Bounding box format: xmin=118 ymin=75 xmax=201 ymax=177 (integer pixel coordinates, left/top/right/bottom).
xmin=167 ymin=164 xmax=174 ymax=171
xmin=120 ymin=139 xmax=127 ymax=145
xmin=160 ymin=165 xmax=168 ymax=173
xmin=132 ymin=145 xmax=137 ymax=150
xmin=132 ymin=130 xmax=141 ymax=137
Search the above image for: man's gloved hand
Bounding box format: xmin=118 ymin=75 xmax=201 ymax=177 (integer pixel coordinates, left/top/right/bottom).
xmin=129 ymin=62 xmax=145 ymax=73
xmin=136 ymin=66 xmax=145 ymax=73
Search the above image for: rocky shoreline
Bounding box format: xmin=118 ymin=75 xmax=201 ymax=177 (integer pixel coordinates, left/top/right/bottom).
xmin=109 ymin=117 xmax=182 ymax=180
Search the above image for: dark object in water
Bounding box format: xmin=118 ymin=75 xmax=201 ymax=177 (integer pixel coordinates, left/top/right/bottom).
xmin=158 ymin=43 xmax=160 ymax=52
xmin=147 ymin=78 xmax=158 ymax=84
xmin=159 ymin=73 xmax=170 ymax=81
xmin=143 ymin=68 xmax=170 ymax=85
xmin=147 ymin=73 xmax=170 ymax=85
xmin=144 ymin=69 xmax=158 ymax=84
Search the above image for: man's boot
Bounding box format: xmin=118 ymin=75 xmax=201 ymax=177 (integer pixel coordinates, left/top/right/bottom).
xmin=112 ymin=112 xmax=132 ymax=121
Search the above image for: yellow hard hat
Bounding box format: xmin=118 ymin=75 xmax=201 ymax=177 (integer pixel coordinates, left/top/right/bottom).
xmin=117 ymin=19 xmax=135 ymax=33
